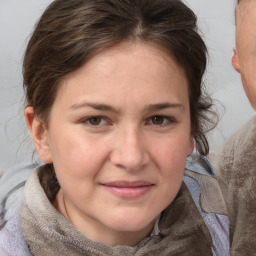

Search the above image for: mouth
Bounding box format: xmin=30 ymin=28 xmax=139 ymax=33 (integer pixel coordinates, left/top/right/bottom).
xmin=101 ymin=181 xmax=154 ymax=199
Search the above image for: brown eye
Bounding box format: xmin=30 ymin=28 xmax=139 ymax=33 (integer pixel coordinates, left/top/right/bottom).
xmin=151 ymin=116 xmax=164 ymax=125
xmin=88 ymin=117 xmax=102 ymax=126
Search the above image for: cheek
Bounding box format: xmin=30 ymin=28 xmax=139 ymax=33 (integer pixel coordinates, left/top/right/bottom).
xmin=150 ymin=138 xmax=187 ymax=212
xmin=151 ymin=134 xmax=190 ymax=182
xmin=49 ymin=129 xmax=109 ymax=180
xmin=51 ymin=134 xmax=110 ymax=201
xmin=154 ymin=134 xmax=191 ymax=162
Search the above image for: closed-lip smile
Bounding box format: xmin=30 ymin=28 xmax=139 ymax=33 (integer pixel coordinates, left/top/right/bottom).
xmin=101 ymin=181 xmax=154 ymax=199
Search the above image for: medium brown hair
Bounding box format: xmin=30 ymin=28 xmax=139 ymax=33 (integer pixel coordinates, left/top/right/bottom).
xmin=23 ymin=0 xmax=216 ymax=156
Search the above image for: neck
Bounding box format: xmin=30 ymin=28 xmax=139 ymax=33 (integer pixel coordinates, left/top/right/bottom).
xmin=53 ymin=189 xmax=155 ymax=246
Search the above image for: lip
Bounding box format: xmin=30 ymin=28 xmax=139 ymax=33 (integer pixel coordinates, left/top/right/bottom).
xmin=101 ymin=181 xmax=154 ymax=199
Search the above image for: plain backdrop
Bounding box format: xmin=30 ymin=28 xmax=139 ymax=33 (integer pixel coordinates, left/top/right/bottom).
xmin=0 ymin=0 xmax=254 ymax=170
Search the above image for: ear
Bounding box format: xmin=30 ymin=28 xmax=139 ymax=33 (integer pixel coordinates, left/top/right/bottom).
xmin=187 ymin=137 xmax=194 ymax=156
xmin=232 ymin=48 xmax=240 ymax=73
xmin=25 ymin=107 xmax=52 ymax=163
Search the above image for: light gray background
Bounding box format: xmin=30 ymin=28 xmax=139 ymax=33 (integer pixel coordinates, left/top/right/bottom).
xmin=0 ymin=0 xmax=254 ymax=170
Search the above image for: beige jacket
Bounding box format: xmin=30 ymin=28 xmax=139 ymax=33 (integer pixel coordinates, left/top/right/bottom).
xmin=20 ymin=170 xmax=214 ymax=256
xmin=208 ymin=115 xmax=256 ymax=256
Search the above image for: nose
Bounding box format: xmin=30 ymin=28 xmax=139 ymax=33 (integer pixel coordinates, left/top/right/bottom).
xmin=110 ymin=126 xmax=149 ymax=172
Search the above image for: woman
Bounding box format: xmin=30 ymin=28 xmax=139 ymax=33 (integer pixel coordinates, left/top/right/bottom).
xmin=0 ymin=0 xmax=229 ymax=255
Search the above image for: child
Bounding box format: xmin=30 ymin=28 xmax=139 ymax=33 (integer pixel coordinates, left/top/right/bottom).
xmin=0 ymin=0 xmax=229 ymax=255
xmin=208 ymin=0 xmax=256 ymax=254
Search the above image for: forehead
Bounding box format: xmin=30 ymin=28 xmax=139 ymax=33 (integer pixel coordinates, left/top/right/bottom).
xmin=236 ymin=0 xmax=256 ymax=24
xmin=235 ymin=0 xmax=256 ymax=44
xmin=235 ymin=0 xmax=256 ymax=58
xmin=56 ymin=42 xmax=188 ymax=103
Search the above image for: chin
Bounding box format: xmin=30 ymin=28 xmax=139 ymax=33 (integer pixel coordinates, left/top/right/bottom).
xmin=106 ymin=211 xmax=155 ymax=233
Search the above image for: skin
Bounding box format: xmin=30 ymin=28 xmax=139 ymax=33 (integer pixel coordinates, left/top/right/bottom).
xmin=232 ymin=0 xmax=256 ymax=109
xmin=25 ymin=42 xmax=194 ymax=246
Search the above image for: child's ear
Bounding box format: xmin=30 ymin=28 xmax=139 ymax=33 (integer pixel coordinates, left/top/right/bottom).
xmin=232 ymin=48 xmax=240 ymax=73
xmin=25 ymin=107 xmax=52 ymax=163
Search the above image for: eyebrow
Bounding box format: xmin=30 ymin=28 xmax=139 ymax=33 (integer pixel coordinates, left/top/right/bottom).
xmin=70 ymin=102 xmax=183 ymax=112
xmin=145 ymin=102 xmax=184 ymax=112
xmin=70 ymin=102 xmax=118 ymax=112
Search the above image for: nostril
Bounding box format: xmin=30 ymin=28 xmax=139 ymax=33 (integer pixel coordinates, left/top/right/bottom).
xmin=109 ymin=129 xmax=149 ymax=171
xmin=110 ymin=147 xmax=149 ymax=171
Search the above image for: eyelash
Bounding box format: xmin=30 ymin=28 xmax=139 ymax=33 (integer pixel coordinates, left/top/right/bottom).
xmin=80 ymin=116 xmax=109 ymax=127
xmin=80 ymin=115 xmax=175 ymax=128
xmin=147 ymin=115 xmax=176 ymax=127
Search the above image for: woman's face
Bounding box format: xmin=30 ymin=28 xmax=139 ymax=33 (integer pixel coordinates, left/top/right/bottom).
xmin=38 ymin=42 xmax=193 ymax=245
